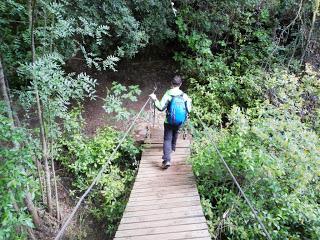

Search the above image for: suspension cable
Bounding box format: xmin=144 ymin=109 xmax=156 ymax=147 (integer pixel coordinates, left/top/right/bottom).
xmin=189 ymin=112 xmax=272 ymax=240
xmin=54 ymin=96 xmax=153 ymax=240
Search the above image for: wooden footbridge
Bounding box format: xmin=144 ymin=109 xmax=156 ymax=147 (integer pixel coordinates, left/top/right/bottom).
xmin=54 ymin=98 xmax=270 ymax=240
xmin=114 ymin=128 xmax=211 ymax=240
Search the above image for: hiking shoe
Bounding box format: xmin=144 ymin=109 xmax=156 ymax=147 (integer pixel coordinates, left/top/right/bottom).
xmin=162 ymin=160 xmax=171 ymax=169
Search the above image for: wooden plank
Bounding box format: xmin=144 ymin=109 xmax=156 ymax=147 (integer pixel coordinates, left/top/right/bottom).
xmin=143 ymin=148 xmax=190 ymax=155
xmin=138 ymin=164 xmax=191 ymax=171
xmin=142 ymin=153 xmax=190 ymax=157
xmin=138 ymin=165 xmax=192 ymax=172
xmin=122 ymin=209 xmax=204 ymax=224
xmin=129 ymin=190 xmax=199 ymax=202
xmin=133 ymin=181 xmax=195 ymax=188
xmin=138 ymin=166 xmax=191 ymax=172
xmin=139 ymin=163 xmax=191 ymax=169
xmin=134 ymin=173 xmax=195 ymax=184
xmin=135 ymin=174 xmax=195 ymax=183
xmin=144 ymin=139 xmax=191 ymax=144
xmin=141 ymin=154 xmax=189 ymax=162
xmin=133 ymin=179 xmax=195 ymax=188
xmin=129 ymin=189 xmax=198 ymax=200
xmin=139 ymin=159 xmax=190 ymax=166
xmin=130 ymin=186 xmax=198 ymax=196
xmin=137 ymin=171 xmax=193 ymax=179
xmin=124 ymin=205 xmax=202 ymax=218
xmin=140 ymin=158 xmax=190 ymax=163
xmin=115 ymin=222 xmax=208 ymax=238
xmin=125 ymin=199 xmax=200 ymax=212
xmin=143 ymin=143 xmax=190 ymax=148
xmin=138 ymin=164 xmax=190 ymax=169
xmin=126 ymin=195 xmax=200 ymax=207
xmin=140 ymin=155 xmax=189 ymax=163
xmin=117 ymin=216 xmax=207 ymax=231
xmin=135 ymin=172 xmax=194 ymax=179
xmin=114 ymin=229 xmax=210 ymax=240
xmin=131 ymin=183 xmax=196 ymax=193
xmin=138 ymin=169 xmax=193 ymax=177
xmin=143 ymin=144 xmax=190 ymax=148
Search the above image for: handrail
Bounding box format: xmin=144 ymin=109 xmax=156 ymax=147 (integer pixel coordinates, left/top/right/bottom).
xmin=54 ymin=95 xmax=153 ymax=240
xmin=189 ymin=113 xmax=272 ymax=240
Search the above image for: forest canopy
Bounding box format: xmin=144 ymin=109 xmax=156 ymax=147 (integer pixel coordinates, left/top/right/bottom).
xmin=0 ymin=0 xmax=319 ymax=239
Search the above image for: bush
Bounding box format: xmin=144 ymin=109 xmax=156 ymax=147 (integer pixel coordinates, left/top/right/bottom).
xmin=191 ymin=104 xmax=320 ymax=239
xmin=0 ymin=102 xmax=38 ymax=240
xmin=175 ymin=3 xmax=320 ymax=238
xmin=58 ymin=110 xmax=140 ymax=237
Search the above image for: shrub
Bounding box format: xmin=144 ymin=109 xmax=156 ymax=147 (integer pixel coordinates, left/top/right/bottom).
xmin=0 ymin=102 xmax=38 ymax=239
xmin=191 ymin=104 xmax=320 ymax=239
xmin=58 ymin=110 xmax=140 ymax=237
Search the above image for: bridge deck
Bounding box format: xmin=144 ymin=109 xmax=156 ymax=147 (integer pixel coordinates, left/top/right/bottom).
xmin=114 ymin=129 xmax=210 ymax=240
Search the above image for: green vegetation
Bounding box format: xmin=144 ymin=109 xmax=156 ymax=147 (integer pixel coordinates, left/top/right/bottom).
xmin=1 ymin=0 xmax=319 ymax=239
xmin=0 ymin=103 xmax=37 ymax=240
xmin=174 ymin=1 xmax=320 ymax=239
xmin=59 ymin=109 xmax=139 ymax=236
xmin=1 ymin=0 xmax=156 ymax=238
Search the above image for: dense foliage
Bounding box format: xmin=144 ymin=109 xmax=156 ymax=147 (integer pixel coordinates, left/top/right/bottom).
xmin=59 ymin=110 xmax=139 ymax=237
xmin=174 ymin=0 xmax=320 ymax=239
xmin=0 ymin=103 xmax=37 ymax=239
xmin=1 ymin=0 xmax=319 ymax=239
xmin=1 ymin=0 xmax=163 ymax=238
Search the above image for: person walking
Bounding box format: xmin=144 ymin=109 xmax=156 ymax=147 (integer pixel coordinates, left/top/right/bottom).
xmin=149 ymin=76 xmax=192 ymax=169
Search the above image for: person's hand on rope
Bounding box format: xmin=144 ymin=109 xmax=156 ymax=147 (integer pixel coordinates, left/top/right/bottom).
xmin=149 ymin=93 xmax=157 ymax=101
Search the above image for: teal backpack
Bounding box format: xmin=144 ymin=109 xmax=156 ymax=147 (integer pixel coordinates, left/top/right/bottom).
xmin=167 ymin=94 xmax=187 ymax=126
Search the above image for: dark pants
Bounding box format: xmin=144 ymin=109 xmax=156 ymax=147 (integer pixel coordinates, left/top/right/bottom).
xmin=162 ymin=123 xmax=180 ymax=162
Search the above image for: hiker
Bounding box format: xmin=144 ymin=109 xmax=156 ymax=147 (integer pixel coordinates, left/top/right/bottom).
xmin=149 ymin=75 xmax=192 ymax=169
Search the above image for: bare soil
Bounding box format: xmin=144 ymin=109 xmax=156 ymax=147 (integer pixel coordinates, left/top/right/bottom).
xmin=66 ymin=54 xmax=179 ymax=137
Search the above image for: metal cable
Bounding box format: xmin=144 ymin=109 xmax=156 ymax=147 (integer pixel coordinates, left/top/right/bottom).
xmin=189 ymin=113 xmax=272 ymax=240
xmin=54 ymin=96 xmax=152 ymax=240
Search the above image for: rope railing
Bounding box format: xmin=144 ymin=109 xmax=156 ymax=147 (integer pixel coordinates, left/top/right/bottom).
xmin=54 ymin=94 xmax=154 ymax=240
xmin=54 ymin=87 xmax=271 ymax=239
xmin=188 ymin=112 xmax=272 ymax=240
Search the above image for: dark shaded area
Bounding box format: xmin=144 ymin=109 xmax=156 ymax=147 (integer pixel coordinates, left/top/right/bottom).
xmin=66 ymin=45 xmax=179 ymax=135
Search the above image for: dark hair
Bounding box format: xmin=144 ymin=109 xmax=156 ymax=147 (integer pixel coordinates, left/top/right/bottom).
xmin=171 ymin=75 xmax=182 ymax=87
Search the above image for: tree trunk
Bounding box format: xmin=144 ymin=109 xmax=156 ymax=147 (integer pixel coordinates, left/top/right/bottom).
xmin=2 ymin=57 xmax=42 ymax=232
xmin=24 ymin=192 xmax=41 ymax=228
xmin=29 ymin=0 xmax=53 ymax=214
xmin=51 ymin=156 xmax=61 ymax=221
xmin=11 ymin=192 xmax=37 ymax=239
xmin=0 ymin=57 xmax=14 ymax=126
xmin=36 ymin=157 xmax=46 ymax=204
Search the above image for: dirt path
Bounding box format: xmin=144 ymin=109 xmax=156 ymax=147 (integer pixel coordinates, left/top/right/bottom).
xmin=67 ymin=57 xmax=178 ymax=137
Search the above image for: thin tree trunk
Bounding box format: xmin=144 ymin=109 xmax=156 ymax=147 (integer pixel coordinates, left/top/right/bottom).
xmin=4 ymin=75 xmax=21 ymax=127
xmin=24 ymin=192 xmax=41 ymax=228
xmin=0 ymin=57 xmax=14 ymax=126
xmin=11 ymin=192 xmax=37 ymax=240
xmin=48 ymin=106 xmax=60 ymax=221
xmin=29 ymin=0 xmax=53 ymax=214
xmin=1 ymin=48 xmax=41 ymax=234
xmin=51 ymin=156 xmax=61 ymax=221
xmin=1 ymin=56 xmax=21 ymax=127
xmin=36 ymin=158 xmax=46 ymax=204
